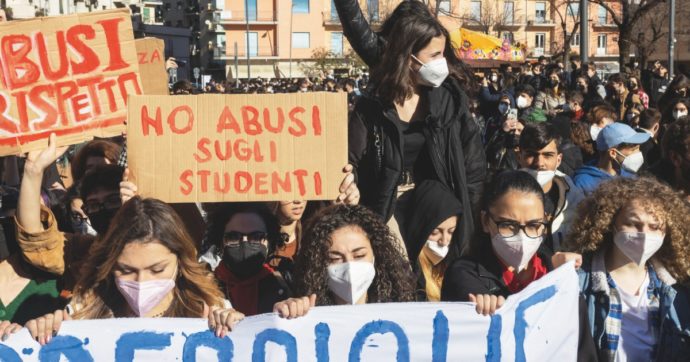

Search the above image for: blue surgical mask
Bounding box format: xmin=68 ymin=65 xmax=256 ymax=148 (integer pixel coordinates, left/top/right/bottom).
xmin=498 ymin=103 xmax=510 ymax=115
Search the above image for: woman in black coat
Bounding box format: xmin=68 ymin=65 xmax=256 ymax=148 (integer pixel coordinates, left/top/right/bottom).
xmin=339 ymin=0 xmax=486 ymax=258
xmin=441 ymin=170 xmax=597 ymax=361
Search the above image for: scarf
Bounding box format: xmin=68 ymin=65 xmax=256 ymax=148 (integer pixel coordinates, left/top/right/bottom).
xmin=214 ymin=263 xmax=275 ymax=316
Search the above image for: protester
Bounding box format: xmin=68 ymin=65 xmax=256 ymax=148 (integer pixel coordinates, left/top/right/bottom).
xmin=607 ymin=73 xmax=642 ymax=122
xmin=202 ymin=203 xmax=290 ymax=316
xmin=566 ymin=177 xmax=690 ymax=361
xmin=657 ymin=73 xmax=690 ymax=114
xmin=649 ymin=116 xmax=690 ymax=201
xmin=440 ymin=170 xmax=597 ymax=360
xmin=404 ymin=180 xmax=462 ymax=301
xmin=534 ymin=66 xmax=567 ymax=117
xmin=272 ymin=205 xmax=415 ymax=318
xmin=576 ymin=104 xmax=616 ymax=164
xmin=267 ymin=201 xmax=307 ymax=269
xmin=574 ymin=123 xmax=650 ymax=195
xmin=628 ymin=75 xmax=649 ymax=109
xmin=517 ymin=123 xmax=585 ymax=251
xmin=347 ymin=4 xmax=485 ymax=259
xmin=584 ymin=62 xmax=608 ymax=100
xmin=69 ymin=140 xmax=121 ymax=184
xmin=662 ymin=98 xmax=690 ymax=125
xmin=636 ymin=108 xmax=663 ymax=168
xmin=515 ymin=84 xmax=536 ymax=119
xmin=3 ymin=196 xmax=244 ymax=344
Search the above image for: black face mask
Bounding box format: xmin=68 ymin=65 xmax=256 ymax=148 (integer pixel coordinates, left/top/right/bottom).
xmin=548 ymin=79 xmax=559 ymax=88
xmin=87 ymin=208 xmax=119 ymax=235
xmin=223 ymin=243 xmax=268 ymax=279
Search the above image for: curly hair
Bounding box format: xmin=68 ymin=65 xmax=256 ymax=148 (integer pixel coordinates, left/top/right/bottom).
xmin=292 ymin=204 xmax=416 ymax=305
xmin=565 ymin=177 xmax=690 ymax=282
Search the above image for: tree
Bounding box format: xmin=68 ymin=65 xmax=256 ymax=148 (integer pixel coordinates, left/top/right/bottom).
xmin=552 ymin=0 xmax=581 ymax=64
xmin=631 ymin=8 xmax=668 ymax=69
xmin=589 ymin=0 xmax=665 ymax=67
xmin=299 ymin=47 xmax=340 ymax=79
xmin=432 ymin=0 xmax=511 ymax=36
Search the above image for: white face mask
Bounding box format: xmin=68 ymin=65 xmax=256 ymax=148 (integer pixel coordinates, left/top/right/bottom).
xmin=521 ymin=168 xmax=556 ymax=188
xmin=673 ymin=110 xmax=688 ymax=120
xmin=491 ymin=231 xmax=543 ymax=272
xmin=412 ymin=55 xmax=449 ymax=88
xmin=616 ymin=150 xmax=644 ymax=173
xmin=327 ymin=261 xmax=376 ymax=305
xmin=517 ymin=96 xmax=530 ymax=109
xmin=590 ymin=124 xmax=602 ymax=141
xmin=424 ymin=240 xmax=449 ymax=265
xmin=613 ymin=231 xmax=664 ymax=266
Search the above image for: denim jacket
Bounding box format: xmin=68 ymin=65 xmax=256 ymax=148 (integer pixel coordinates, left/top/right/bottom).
xmin=578 ymin=251 xmax=690 ymax=361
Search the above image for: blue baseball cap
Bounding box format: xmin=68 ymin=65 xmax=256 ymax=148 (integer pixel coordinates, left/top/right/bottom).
xmin=596 ymin=122 xmax=650 ymax=151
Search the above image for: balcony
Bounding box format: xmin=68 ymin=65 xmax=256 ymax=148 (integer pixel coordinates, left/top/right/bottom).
xmin=322 ymin=11 xmax=341 ymax=26
xmin=218 ymin=10 xmax=278 ymax=25
xmin=498 ymin=17 xmax=526 ymax=29
xmin=526 ymin=16 xmax=555 ymax=28
xmin=593 ymin=21 xmax=617 ymax=30
xmin=212 ymin=46 xmax=278 ymax=60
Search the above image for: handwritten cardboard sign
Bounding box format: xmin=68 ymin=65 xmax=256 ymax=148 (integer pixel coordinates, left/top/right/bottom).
xmin=127 ymin=93 xmax=348 ymax=202
xmin=0 ymin=263 xmax=580 ymax=361
xmin=0 ymin=9 xmax=142 ymax=156
xmin=135 ymin=37 xmax=168 ymax=95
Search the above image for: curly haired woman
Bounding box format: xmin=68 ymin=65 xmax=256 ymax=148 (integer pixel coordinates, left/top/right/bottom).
xmin=272 ymin=204 xmax=416 ymax=318
xmin=565 ymin=177 xmax=690 ymax=361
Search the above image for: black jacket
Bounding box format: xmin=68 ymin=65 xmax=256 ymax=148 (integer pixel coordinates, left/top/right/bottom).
xmin=349 ymin=79 xmax=487 ymax=257
xmin=441 ymin=241 xmax=598 ymax=362
xmin=333 ymin=0 xmax=385 ymax=68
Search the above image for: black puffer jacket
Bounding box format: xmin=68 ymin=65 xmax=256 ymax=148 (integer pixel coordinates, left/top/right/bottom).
xmin=333 ymin=0 xmax=385 ymax=68
xmin=348 ymin=78 xmax=486 ymax=257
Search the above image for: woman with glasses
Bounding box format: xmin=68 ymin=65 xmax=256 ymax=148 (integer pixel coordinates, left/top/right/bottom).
xmin=441 ymin=170 xmax=598 ymax=360
xmin=565 ymin=177 xmax=690 ymax=361
xmin=203 ymin=202 xmax=290 ymax=316
xmin=441 ymin=170 xmax=551 ymax=310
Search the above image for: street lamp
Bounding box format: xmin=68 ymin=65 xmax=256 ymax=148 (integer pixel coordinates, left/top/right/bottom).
xmin=245 ymin=0 xmax=251 ymax=79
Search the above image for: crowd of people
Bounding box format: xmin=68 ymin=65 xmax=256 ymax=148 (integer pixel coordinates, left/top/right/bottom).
xmin=0 ymin=0 xmax=688 ymax=360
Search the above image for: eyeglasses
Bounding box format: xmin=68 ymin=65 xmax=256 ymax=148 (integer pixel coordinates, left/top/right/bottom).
xmin=488 ymin=213 xmax=547 ymax=239
xmin=223 ymin=231 xmax=268 ymax=247
xmin=83 ymin=194 xmax=121 ymax=214
xmin=70 ymin=212 xmax=88 ymax=225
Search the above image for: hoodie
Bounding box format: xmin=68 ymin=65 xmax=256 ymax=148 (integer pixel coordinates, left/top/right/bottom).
xmin=404 ymin=180 xmax=463 ymax=301
xmin=573 ymin=163 xmax=634 ymax=195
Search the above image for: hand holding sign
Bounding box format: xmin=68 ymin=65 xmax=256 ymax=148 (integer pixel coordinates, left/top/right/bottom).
xmin=468 ymin=293 xmax=505 ymax=316
xmin=119 ymin=168 xmax=138 ymax=204
xmin=273 ymin=294 xmax=317 ymax=319
xmin=0 ymin=321 xmax=21 ymax=342
xmin=23 ymin=134 xmax=67 ymax=177
xmin=25 ymin=309 xmax=71 ymax=346
xmin=208 ymin=308 xmax=245 ymax=338
xmin=337 ymin=164 xmax=360 ymax=205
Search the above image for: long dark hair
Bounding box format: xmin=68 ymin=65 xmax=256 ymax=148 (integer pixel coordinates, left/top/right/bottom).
xmin=72 ymin=197 xmax=225 ymax=319
xmin=293 ymin=204 xmax=416 ymax=305
xmin=467 ymin=170 xmax=545 ymax=257
xmin=371 ymin=4 xmax=473 ymax=104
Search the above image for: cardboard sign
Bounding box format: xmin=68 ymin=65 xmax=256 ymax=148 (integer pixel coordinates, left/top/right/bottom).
xmin=127 ymin=93 xmax=348 ymax=202
xmin=0 ymin=9 xmax=142 ymax=156
xmin=135 ymin=38 xmax=168 ymax=95
xmin=0 ymin=263 xmax=580 ymax=361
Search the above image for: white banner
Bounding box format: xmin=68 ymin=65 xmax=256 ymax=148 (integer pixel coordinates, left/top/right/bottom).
xmin=0 ymin=263 xmax=579 ymax=361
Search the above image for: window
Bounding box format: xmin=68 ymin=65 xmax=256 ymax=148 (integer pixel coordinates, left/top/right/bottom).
xmin=292 ymin=32 xmax=310 ymax=49
xmin=504 ymin=1 xmax=514 ymax=24
xmin=570 ymin=32 xmax=580 ymax=47
xmin=535 ymin=2 xmax=546 ymax=23
xmin=247 ymin=32 xmax=258 ymax=56
xmin=567 ymin=3 xmax=579 ymax=18
xmin=598 ymin=5 xmax=607 ymax=24
xmin=597 ymin=34 xmax=607 ymax=55
xmin=246 ymin=0 xmax=257 ymax=21
xmin=331 ymin=32 xmax=343 ymax=56
xmin=470 ymin=1 xmax=481 ymax=21
xmin=293 ymin=0 xmax=309 ymax=14
xmin=143 ymin=7 xmax=152 ymax=23
xmin=367 ymin=0 xmax=379 ymax=21
xmin=535 ymin=33 xmax=545 ymax=49
xmin=439 ymin=0 xmax=450 ymax=13
xmin=331 ymin=0 xmax=338 ymax=20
